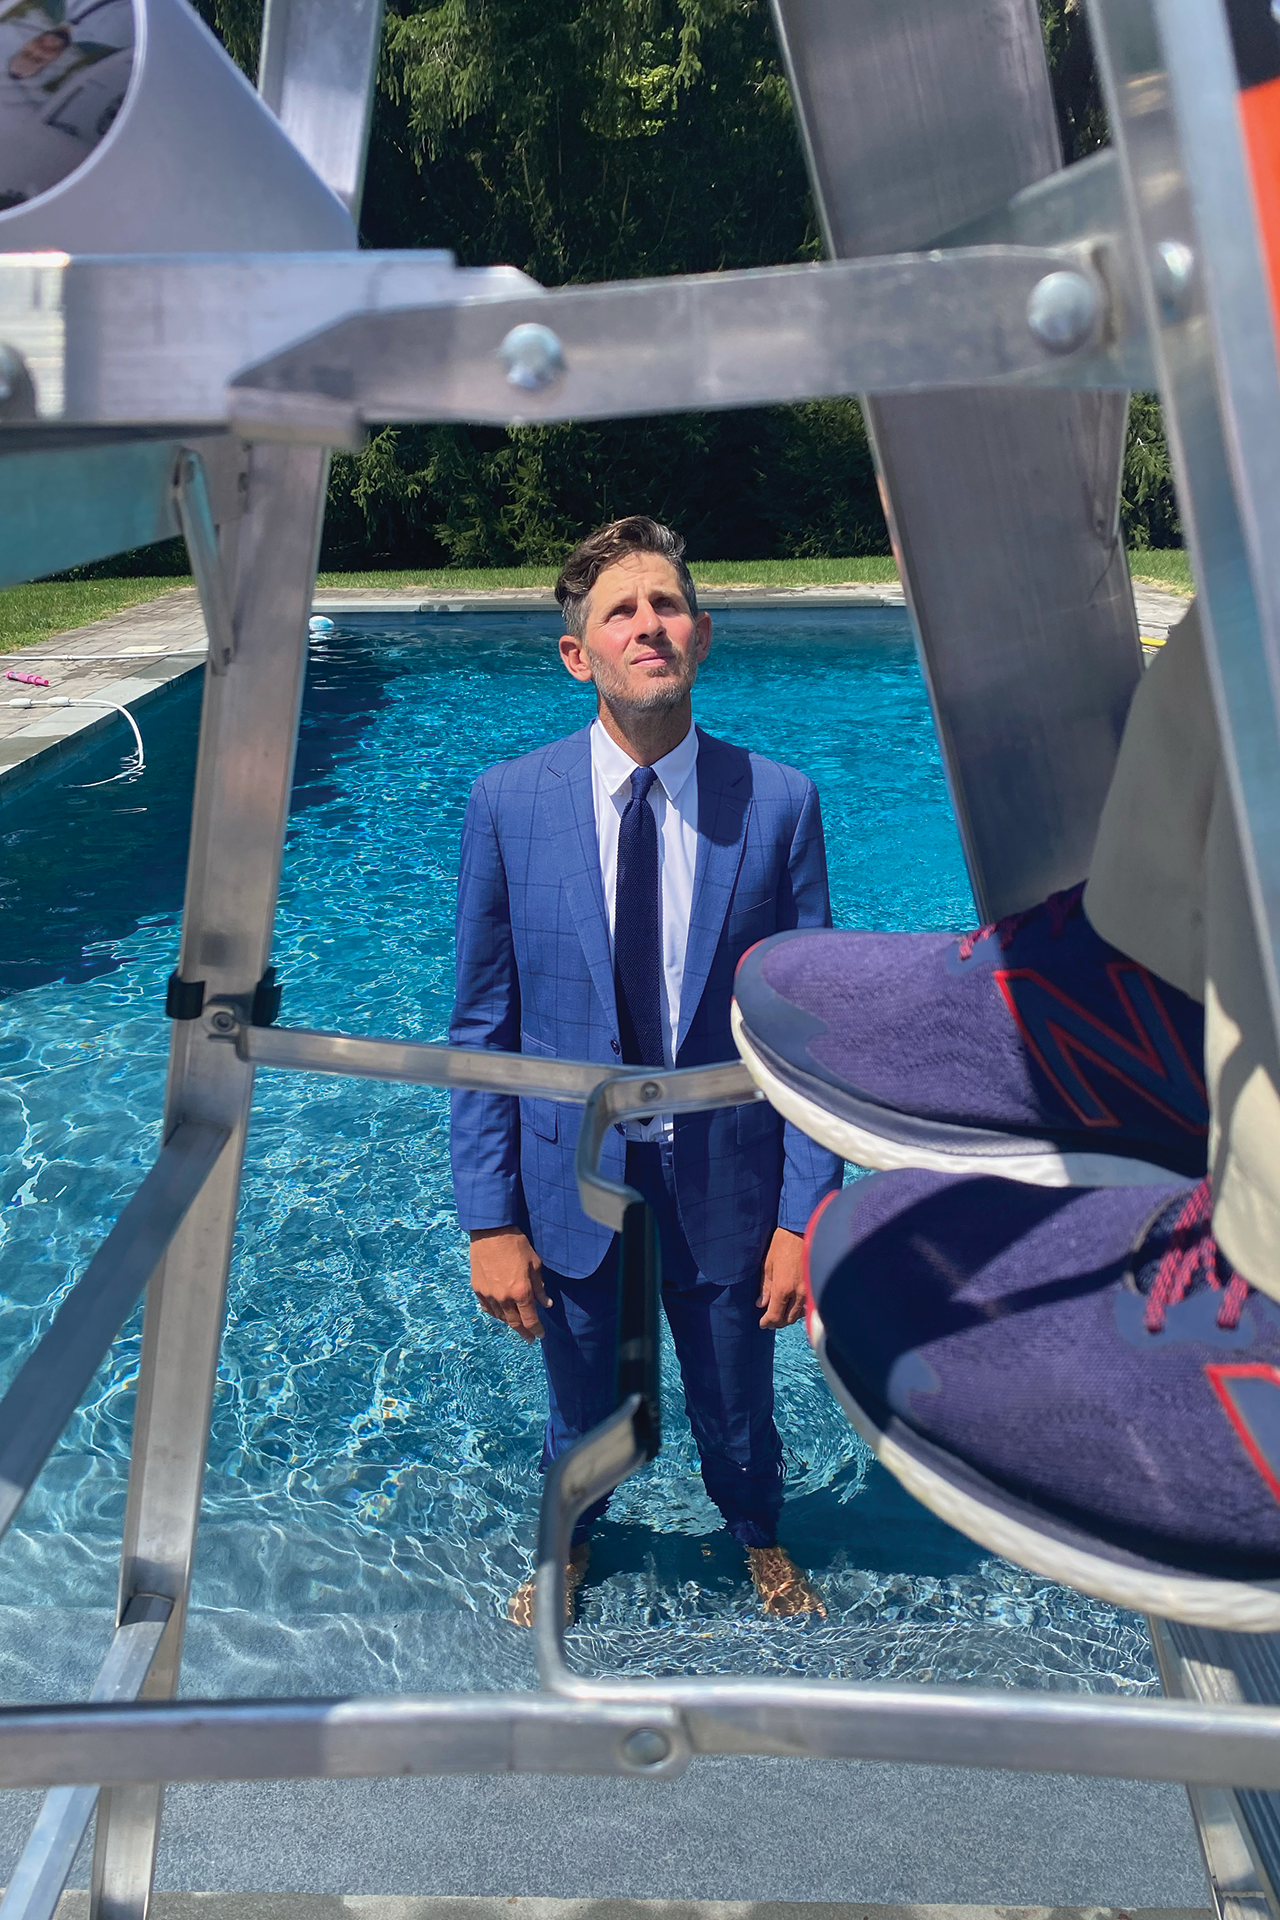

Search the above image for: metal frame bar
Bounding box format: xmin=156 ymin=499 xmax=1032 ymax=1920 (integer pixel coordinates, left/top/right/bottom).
xmin=768 ymin=0 xmax=1145 ymax=922
xmin=0 ymin=435 xmax=244 ymax=593
xmin=0 ymin=1676 xmax=1278 ymax=1791
xmin=1150 ymin=1618 xmax=1280 ymax=1920
xmin=236 ymin=1021 xmax=628 ymax=1100
xmin=0 ymin=1125 xmax=228 ymax=1544
xmin=223 ymin=243 xmax=1145 ymax=451
xmin=573 ymin=1064 xmax=760 ymax=1228
xmin=89 ymin=443 xmax=332 ymax=1920
xmin=172 ymin=451 xmax=235 ymax=675
xmin=0 ymin=1598 xmax=172 ymax=1920
xmin=1086 ymin=0 xmax=1280 ymax=1115
xmin=257 ymin=0 xmax=385 ymax=221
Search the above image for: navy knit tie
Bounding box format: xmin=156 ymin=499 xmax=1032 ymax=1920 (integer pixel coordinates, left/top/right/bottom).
xmin=614 ymin=765 xmax=665 ymax=1068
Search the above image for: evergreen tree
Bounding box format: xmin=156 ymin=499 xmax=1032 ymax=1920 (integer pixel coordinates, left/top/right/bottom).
xmin=188 ymin=0 xmax=1177 ymax=568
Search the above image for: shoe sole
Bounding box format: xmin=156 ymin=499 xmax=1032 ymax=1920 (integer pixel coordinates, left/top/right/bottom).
xmin=731 ymin=1001 xmax=1188 ymax=1190
xmin=809 ymin=1311 xmax=1280 ymax=1632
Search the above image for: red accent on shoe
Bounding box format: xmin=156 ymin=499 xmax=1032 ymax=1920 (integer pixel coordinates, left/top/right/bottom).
xmin=957 ymin=882 xmax=1086 ymax=962
xmin=1206 ymin=1362 xmax=1280 ymax=1505
xmin=802 ymin=1188 xmax=842 ymax=1345
xmin=993 ymin=961 xmax=1208 ymax=1134
xmin=1144 ymin=1180 xmax=1249 ymax=1334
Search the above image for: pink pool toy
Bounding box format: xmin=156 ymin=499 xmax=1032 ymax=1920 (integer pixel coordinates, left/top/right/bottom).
xmin=6 ymin=669 xmax=50 ymax=688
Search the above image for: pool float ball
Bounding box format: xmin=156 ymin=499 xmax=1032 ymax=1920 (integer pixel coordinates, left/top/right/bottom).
xmin=309 ymin=615 xmax=335 ymax=634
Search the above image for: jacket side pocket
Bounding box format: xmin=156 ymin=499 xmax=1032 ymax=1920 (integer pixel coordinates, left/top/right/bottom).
xmin=520 ymin=1031 xmax=559 ymax=1143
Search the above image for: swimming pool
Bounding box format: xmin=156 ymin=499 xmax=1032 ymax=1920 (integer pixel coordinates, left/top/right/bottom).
xmin=0 ymin=608 xmax=1157 ymax=1704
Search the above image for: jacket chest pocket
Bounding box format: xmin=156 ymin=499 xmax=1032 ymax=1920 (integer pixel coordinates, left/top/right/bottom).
xmin=520 ymin=1032 xmax=559 ymax=1142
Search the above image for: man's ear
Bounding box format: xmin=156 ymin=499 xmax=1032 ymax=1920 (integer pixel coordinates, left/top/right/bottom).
xmin=694 ymin=610 xmax=712 ymax=663
xmin=559 ymin=634 xmax=595 ymax=684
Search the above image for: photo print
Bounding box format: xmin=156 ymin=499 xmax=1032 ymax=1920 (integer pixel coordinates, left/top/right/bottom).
xmin=0 ymin=0 xmax=133 ymax=210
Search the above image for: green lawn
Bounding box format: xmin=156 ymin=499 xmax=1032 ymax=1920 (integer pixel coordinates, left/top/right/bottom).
xmin=312 ymin=555 xmax=907 ymax=592
xmin=1127 ymin=548 xmax=1193 ymax=593
xmin=0 ymin=549 xmax=1192 ymax=654
xmin=0 ymin=577 xmax=191 ymax=655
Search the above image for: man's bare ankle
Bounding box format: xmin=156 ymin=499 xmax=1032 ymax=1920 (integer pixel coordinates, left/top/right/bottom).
xmin=507 ymin=1542 xmax=591 ymax=1627
xmin=746 ymin=1544 xmax=826 ymax=1618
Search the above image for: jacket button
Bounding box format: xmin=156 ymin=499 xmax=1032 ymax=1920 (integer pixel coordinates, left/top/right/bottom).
xmin=610 ymin=1037 xmax=621 ymax=1055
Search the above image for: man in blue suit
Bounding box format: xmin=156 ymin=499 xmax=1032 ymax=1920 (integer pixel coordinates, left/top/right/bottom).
xmin=450 ymin=516 xmax=842 ymax=1621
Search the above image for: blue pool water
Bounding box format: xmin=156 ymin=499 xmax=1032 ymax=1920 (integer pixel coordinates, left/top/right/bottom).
xmin=0 ymin=609 xmax=1157 ymax=1703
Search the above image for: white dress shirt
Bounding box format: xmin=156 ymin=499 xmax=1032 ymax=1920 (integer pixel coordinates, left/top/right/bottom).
xmin=590 ymin=718 xmax=699 ymax=1140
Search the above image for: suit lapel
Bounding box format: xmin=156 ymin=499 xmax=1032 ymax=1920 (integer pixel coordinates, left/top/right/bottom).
xmin=542 ymin=727 xmax=618 ymax=1030
xmin=679 ymin=728 xmax=752 ymax=1051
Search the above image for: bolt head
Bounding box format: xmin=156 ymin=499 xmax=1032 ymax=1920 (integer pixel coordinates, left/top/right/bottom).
xmin=0 ymin=342 xmax=28 ymax=409
xmin=1026 ymin=270 xmax=1102 ymax=355
xmin=210 ymin=1009 xmax=236 ymax=1033
xmin=1151 ymin=239 xmax=1196 ymax=323
xmin=622 ymin=1728 xmax=671 ymax=1769
xmin=499 ymin=323 xmax=566 ymax=393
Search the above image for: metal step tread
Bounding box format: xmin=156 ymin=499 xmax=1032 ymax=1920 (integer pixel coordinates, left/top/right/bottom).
xmin=1152 ymin=1619 xmax=1280 ymax=1919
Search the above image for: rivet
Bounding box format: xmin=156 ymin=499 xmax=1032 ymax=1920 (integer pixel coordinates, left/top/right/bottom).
xmin=499 ymin=323 xmax=567 ymax=393
xmin=1151 ymin=239 xmax=1196 ymax=323
xmin=209 ymin=1009 xmax=236 ymax=1033
xmin=0 ymin=342 xmax=33 ymax=416
xmin=622 ymin=1727 xmax=671 ymax=1768
xmin=640 ymin=1081 xmax=662 ymax=1102
xmin=1026 ymin=270 xmax=1101 ymax=355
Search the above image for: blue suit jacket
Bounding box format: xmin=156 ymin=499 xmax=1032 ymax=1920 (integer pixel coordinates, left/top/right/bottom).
xmin=449 ymin=724 xmax=843 ymax=1282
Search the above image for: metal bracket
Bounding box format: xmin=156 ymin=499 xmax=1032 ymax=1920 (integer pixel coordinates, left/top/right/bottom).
xmin=164 ymin=973 xmax=206 ymax=1021
xmin=250 ymin=966 xmax=283 ymax=1028
xmin=201 ymin=971 xmax=282 ymax=1037
xmin=173 ymin=448 xmax=236 ymax=674
xmin=574 ymin=1062 xmax=761 ymax=1229
xmin=225 ymin=243 xmax=1145 ymax=448
xmin=0 ymin=1594 xmax=173 ymax=1920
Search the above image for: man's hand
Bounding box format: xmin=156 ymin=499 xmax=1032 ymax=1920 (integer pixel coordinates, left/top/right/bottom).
xmin=470 ymin=1228 xmax=551 ymax=1342
xmin=757 ymin=1226 xmax=807 ymax=1329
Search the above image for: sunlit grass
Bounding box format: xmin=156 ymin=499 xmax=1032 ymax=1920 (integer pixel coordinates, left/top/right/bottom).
xmin=1127 ymin=548 xmax=1193 ymax=594
xmin=0 ymin=578 xmax=190 ymax=654
xmin=315 ymin=556 xmax=905 ymax=590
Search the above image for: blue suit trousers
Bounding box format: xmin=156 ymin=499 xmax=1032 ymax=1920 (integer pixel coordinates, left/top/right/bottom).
xmin=538 ymin=1143 xmax=785 ymax=1548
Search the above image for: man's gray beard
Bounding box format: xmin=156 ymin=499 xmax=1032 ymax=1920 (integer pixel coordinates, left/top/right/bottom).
xmin=611 ymin=680 xmax=689 ymax=715
xmin=588 ymin=653 xmax=694 ymax=716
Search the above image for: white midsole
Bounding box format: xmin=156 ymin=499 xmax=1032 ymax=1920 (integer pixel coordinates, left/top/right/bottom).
xmin=809 ymin=1322 xmax=1280 ymax=1633
xmin=731 ymin=1000 xmax=1182 ymax=1189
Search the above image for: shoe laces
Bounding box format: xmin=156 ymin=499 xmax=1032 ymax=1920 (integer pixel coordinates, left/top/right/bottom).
xmin=957 ymin=881 xmax=1086 ymax=962
xmin=1141 ymin=1179 xmax=1250 ymax=1334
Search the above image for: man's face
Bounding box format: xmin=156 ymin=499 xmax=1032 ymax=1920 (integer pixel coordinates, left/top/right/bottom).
xmin=9 ymin=29 xmax=69 ymax=78
xmin=558 ymin=552 xmax=711 ymax=712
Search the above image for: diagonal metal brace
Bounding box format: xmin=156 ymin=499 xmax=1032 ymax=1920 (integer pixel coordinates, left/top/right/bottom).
xmin=225 ymin=242 xmax=1148 ymax=448
xmin=173 ymin=450 xmax=236 ymax=675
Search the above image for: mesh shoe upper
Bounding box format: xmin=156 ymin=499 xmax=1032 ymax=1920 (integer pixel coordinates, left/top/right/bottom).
xmin=807 ymin=1171 xmax=1280 ymax=1579
xmin=736 ymin=887 xmax=1209 ymax=1177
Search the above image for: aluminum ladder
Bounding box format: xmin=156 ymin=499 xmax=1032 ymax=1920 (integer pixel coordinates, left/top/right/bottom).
xmin=2 ymin=0 xmax=1280 ymax=1916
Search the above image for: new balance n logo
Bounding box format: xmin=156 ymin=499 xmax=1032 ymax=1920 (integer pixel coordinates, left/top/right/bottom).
xmin=1207 ymin=1363 xmax=1280 ymax=1506
xmin=995 ymin=962 xmax=1208 ymax=1134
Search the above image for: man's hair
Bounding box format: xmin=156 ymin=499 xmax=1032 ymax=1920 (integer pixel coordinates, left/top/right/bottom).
xmin=555 ymin=516 xmax=698 ymax=638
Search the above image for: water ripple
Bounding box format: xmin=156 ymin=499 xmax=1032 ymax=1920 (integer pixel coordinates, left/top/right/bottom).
xmin=0 ymin=613 xmax=1155 ymax=1700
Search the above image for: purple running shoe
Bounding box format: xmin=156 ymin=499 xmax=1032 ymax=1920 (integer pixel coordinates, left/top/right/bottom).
xmin=804 ymin=1171 xmax=1280 ymax=1629
xmin=733 ymin=884 xmax=1207 ymax=1186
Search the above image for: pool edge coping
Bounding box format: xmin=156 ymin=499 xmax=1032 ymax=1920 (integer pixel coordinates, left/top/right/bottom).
xmin=0 ymin=582 xmax=1190 ymax=804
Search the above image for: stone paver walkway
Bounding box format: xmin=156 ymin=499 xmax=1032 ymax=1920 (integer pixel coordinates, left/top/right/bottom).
xmin=0 ymin=588 xmax=207 ymax=795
